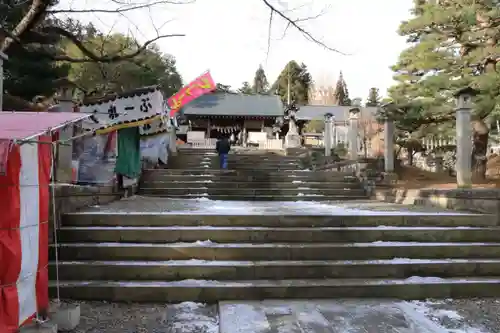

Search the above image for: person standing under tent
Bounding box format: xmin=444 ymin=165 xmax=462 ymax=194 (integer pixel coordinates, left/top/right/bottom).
xmin=216 ymin=135 xmax=231 ymax=169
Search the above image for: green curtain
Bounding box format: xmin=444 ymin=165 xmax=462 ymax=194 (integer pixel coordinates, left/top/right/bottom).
xmin=115 ymin=127 xmax=141 ymax=178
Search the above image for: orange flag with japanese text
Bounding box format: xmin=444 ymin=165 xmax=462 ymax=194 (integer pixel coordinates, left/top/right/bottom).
xmin=168 ymin=71 xmax=216 ymax=116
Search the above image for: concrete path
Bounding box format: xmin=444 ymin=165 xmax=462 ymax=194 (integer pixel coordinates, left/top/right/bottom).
xmin=219 ymin=300 xmax=488 ymax=333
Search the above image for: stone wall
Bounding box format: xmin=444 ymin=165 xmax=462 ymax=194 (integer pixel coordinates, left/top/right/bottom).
xmin=48 ymin=183 xmax=129 ymax=243
xmin=374 ymin=188 xmax=500 ymax=220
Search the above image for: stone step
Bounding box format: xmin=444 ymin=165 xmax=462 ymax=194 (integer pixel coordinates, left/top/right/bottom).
xmin=57 ymin=226 xmax=500 ymax=243
xmin=51 ymin=242 xmax=500 ymax=261
xmin=138 ymin=188 xmax=366 ymax=196
xmin=141 ymin=194 xmax=367 ymax=201
xmin=49 ymin=259 xmax=500 ymax=281
xmin=168 ymin=166 xmax=303 ymax=171
xmin=49 ymin=277 xmax=500 ymax=302
xmin=143 ymin=169 xmax=341 ymax=176
xmin=62 ymin=213 xmax=496 ymax=228
xmin=141 ymin=174 xmax=358 ymax=183
xmin=139 ymin=181 xmax=362 ymax=189
xmin=172 ymin=162 xmax=302 ymax=167
xmin=172 ymin=156 xmax=302 ymax=162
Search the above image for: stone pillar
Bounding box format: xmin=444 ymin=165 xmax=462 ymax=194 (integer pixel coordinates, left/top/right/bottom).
xmin=0 ymin=51 xmax=7 ymax=111
xmin=324 ymin=113 xmax=332 ymax=156
xmin=348 ymin=112 xmax=359 ymax=160
xmin=331 ymin=117 xmax=336 ymax=149
xmin=384 ymin=118 xmax=395 ymax=173
xmin=454 ymin=87 xmax=476 ymax=187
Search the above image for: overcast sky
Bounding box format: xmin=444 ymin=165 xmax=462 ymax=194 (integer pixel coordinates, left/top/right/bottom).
xmin=56 ymin=0 xmax=413 ymax=99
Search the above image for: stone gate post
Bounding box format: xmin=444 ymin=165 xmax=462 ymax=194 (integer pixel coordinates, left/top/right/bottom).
xmin=348 ymin=101 xmax=361 ymax=160
xmin=324 ymin=113 xmax=333 ymax=156
xmin=454 ymin=87 xmax=477 ymax=188
xmin=384 ymin=118 xmax=395 ymax=173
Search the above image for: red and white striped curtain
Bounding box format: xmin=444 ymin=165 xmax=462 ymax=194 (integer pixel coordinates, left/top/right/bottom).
xmin=0 ymin=135 xmax=51 ymax=332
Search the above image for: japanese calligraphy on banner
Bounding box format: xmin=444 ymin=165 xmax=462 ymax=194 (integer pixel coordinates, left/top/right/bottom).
xmin=139 ymin=101 xmax=176 ymax=136
xmin=80 ymin=87 xmax=164 ymax=134
xmin=168 ymin=71 xmax=216 ymax=116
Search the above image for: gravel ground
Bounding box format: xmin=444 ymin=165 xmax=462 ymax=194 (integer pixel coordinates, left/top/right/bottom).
xmin=421 ymin=298 xmax=500 ymax=332
xmin=65 ymin=299 xmax=500 ymax=333
xmin=68 ymin=301 xmax=218 ymax=333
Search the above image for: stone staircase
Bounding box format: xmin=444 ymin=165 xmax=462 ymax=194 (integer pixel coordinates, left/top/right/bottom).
xmin=139 ymin=148 xmax=368 ymax=201
xmin=49 ymin=148 xmax=500 ymax=302
xmin=50 ymin=205 xmax=500 ymax=302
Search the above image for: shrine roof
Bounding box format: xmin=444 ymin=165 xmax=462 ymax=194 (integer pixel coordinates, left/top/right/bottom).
xmin=295 ymin=105 xmax=379 ymax=121
xmin=182 ymin=93 xmax=284 ymax=117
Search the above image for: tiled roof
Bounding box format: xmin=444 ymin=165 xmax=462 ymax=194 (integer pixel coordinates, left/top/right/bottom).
xmin=295 ymin=105 xmax=379 ymax=121
xmin=182 ymin=93 xmax=284 ymax=117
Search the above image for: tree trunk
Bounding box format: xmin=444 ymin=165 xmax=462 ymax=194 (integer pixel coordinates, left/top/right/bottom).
xmin=408 ymin=149 xmax=414 ymax=166
xmin=472 ymin=119 xmax=489 ymax=180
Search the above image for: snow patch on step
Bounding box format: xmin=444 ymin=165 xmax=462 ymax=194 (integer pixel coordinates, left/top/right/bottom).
xmin=54 ymin=258 xmax=500 ymax=266
xmin=172 ymin=180 xmax=213 ymax=183
xmin=297 ymin=193 xmax=324 ymax=197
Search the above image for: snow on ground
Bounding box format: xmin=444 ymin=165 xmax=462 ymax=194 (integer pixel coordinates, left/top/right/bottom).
xmin=219 ymin=300 xmax=490 ymax=333
xmin=400 ymin=300 xmax=489 ymax=333
xmin=76 ymin=195 xmax=484 ymax=216
xmin=170 ymin=302 xmax=219 ymax=333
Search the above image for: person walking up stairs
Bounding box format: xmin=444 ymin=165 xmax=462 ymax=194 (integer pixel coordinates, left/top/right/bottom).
xmin=216 ymin=136 xmax=231 ymax=169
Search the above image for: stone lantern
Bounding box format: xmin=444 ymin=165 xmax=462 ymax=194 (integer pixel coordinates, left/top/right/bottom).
xmin=454 ymin=86 xmax=479 ymax=188
xmin=348 ymin=98 xmax=362 ymax=159
xmin=380 ymin=101 xmax=396 ymax=173
xmin=52 ymin=79 xmax=79 ymax=182
xmin=324 ymin=112 xmax=333 ymax=156
xmin=52 ymin=78 xmax=78 ymax=113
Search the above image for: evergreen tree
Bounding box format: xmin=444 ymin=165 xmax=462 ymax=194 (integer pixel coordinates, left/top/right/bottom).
xmin=333 ymin=71 xmax=351 ymax=106
xmin=365 ymin=87 xmax=381 ymax=107
xmin=3 ymin=1 xmax=69 ymax=101
xmin=216 ymin=83 xmax=234 ymax=93
xmin=238 ymin=81 xmax=253 ymax=94
xmin=252 ymin=65 xmax=269 ymax=94
xmin=272 ymin=60 xmax=313 ymax=105
xmin=387 ymin=0 xmax=500 ymax=178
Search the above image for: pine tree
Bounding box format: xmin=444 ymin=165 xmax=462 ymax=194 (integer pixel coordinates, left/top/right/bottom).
xmin=252 ymin=65 xmax=269 ymax=94
xmin=3 ymin=2 xmax=70 ymax=101
xmin=272 ymin=60 xmax=313 ymax=105
xmin=238 ymin=82 xmax=253 ymax=94
xmin=333 ymin=71 xmax=351 ymax=106
xmin=387 ymin=0 xmax=500 ymax=178
xmin=365 ymin=87 xmax=381 ymax=107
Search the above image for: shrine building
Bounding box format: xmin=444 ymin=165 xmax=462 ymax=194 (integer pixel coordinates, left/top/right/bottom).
xmin=179 ymin=92 xmax=284 ymax=144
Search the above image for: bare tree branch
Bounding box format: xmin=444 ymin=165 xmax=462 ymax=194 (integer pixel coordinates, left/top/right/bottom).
xmin=1 ymin=0 xmax=47 ymax=52
xmin=261 ymin=0 xmax=348 ymax=55
xmin=40 ymin=26 xmax=184 ymax=62
xmin=48 ymin=0 xmax=194 ymax=14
